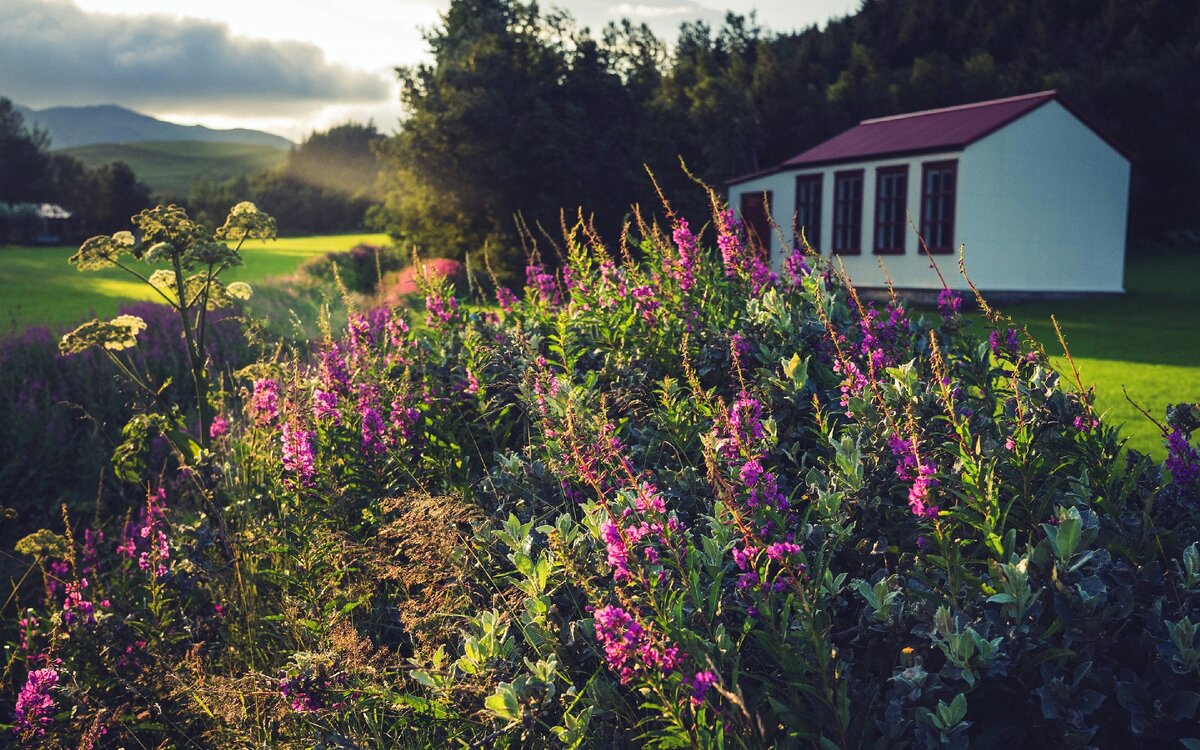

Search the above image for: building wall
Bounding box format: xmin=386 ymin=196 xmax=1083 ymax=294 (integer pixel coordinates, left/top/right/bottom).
xmin=728 ymin=99 xmax=1130 ymax=292
xmin=958 ymin=100 xmax=1128 ymax=293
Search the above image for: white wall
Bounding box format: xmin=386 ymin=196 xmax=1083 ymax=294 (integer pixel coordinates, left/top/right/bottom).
xmin=958 ymin=100 xmax=1128 ymax=292
xmin=728 ymin=99 xmax=1130 ymax=293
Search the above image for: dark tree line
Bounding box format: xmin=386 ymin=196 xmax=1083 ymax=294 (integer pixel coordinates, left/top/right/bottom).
xmin=189 ymin=123 xmax=384 ymax=235
xmin=0 ymin=98 xmax=152 ymax=241
xmin=370 ymin=0 xmax=1200 ymax=274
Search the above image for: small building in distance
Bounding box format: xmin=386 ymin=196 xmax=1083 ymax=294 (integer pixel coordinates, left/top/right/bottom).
xmin=727 ymin=90 xmax=1130 ymax=294
xmin=36 ymin=203 xmax=75 ymax=244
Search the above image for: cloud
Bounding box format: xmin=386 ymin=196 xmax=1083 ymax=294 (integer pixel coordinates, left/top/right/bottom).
xmin=0 ymin=0 xmax=390 ymax=113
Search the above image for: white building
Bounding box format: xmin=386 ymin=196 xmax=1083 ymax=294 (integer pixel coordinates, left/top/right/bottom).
xmin=728 ymin=91 xmax=1130 ymax=293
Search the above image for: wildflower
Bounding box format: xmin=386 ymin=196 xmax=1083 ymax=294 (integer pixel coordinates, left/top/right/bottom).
xmin=600 ymin=521 xmax=631 ymax=582
xmin=281 ymin=422 xmax=317 ymax=486
xmin=390 ymin=399 xmax=420 ymax=443
xmin=462 ymin=368 xmax=480 ymax=396
xmin=357 ymin=385 xmax=387 ymax=455
xmin=320 ymin=344 xmax=351 ymax=392
xmin=209 ymin=414 xmax=229 ymax=439
xmin=1166 ymin=427 xmax=1200 ymax=486
xmin=764 ymin=541 xmax=800 ymax=562
xmin=689 ymin=670 xmax=719 ymax=705
xmin=784 ymin=249 xmax=811 ymax=287
xmin=313 ymin=389 xmax=341 ymax=425
xmin=1073 ymin=415 xmax=1099 ymax=433
xmin=496 ymin=286 xmax=518 ymax=311
xmin=593 ymin=605 xmax=681 ymax=684
xmin=630 ymin=284 xmax=661 ymax=323
xmin=14 ymin=667 xmax=58 ymax=739
xmin=671 ymin=219 xmax=698 ymax=292
xmin=989 ymin=328 xmax=1020 ymax=357
xmin=526 ymin=263 xmax=561 ymax=306
xmin=937 ymin=289 xmax=962 ymax=321
xmin=249 ymin=378 xmax=279 ymax=423
xmin=425 ymin=290 xmax=458 ymax=327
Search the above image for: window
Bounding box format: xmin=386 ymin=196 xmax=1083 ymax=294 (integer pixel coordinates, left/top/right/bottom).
xmin=832 ymin=170 xmax=863 ymax=254
xmin=920 ymin=161 xmax=957 ymax=254
xmin=874 ymin=166 xmax=908 ymax=254
xmin=794 ymin=174 xmax=822 ymax=252
xmin=739 ymin=191 xmax=773 ymax=261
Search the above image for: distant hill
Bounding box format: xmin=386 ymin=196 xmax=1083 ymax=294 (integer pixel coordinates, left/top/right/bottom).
xmin=14 ymin=103 xmax=293 ymax=150
xmin=59 ymin=141 xmax=290 ymax=197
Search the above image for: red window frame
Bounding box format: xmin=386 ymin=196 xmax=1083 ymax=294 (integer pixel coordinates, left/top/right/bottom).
xmin=794 ymin=174 xmax=822 ymax=252
xmin=739 ymin=191 xmax=773 ymax=262
xmin=832 ymin=169 xmax=863 ymax=255
xmin=873 ymin=165 xmax=908 ymax=255
xmin=920 ymin=160 xmax=957 ymax=254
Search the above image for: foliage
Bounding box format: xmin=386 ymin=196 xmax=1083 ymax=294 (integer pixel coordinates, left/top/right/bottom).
xmin=4 ymin=190 xmax=1198 ymax=748
xmin=372 ymin=0 xmax=1200 ymax=281
xmin=0 ymin=98 xmax=153 ymax=235
xmin=189 ymin=123 xmax=383 ymax=235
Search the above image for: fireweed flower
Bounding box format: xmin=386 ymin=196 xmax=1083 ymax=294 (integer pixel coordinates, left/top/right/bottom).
xmin=358 ymin=385 xmax=387 ymax=455
xmin=937 ymin=289 xmax=963 ymax=320
xmin=209 ymin=414 xmax=230 ymax=439
xmin=784 ymin=250 xmax=811 ymax=287
xmin=1166 ymin=427 xmax=1200 ymax=486
xmin=671 ymin=219 xmax=698 ymax=292
xmin=118 ymin=487 xmax=170 ymax=577
xmin=320 ymin=344 xmax=352 ymax=393
xmin=526 ymin=263 xmax=561 ymax=306
xmin=593 ymin=605 xmax=681 ymax=685
xmin=249 ymin=378 xmax=279 ymax=423
xmin=14 ymin=667 xmax=58 ymax=739
xmin=989 ymin=328 xmax=1020 ymax=357
xmin=281 ymin=421 xmax=317 ymax=487
xmin=630 ymin=284 xmax=661 ymax=323
xmin=689 ymin=670 xmax=719 ymax=705
xmin=889 ymin=433 xmax=939 ymax=518
xmin=313 ymin=389 xmax=341 ymax=425
xmin=425 ymin=289 xmax=458 ymax=328
xmin=495 ymin=286 xmax=519 ymax=311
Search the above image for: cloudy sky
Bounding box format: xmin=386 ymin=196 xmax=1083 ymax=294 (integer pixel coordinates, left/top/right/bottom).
xmin=0 ymin=0 xmax=857 ymax=141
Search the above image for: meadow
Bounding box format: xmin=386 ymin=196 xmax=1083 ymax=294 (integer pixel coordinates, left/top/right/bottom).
xmin=0 ymin=233 xmax=388 ymax=330
xmin=58 ymin=140 xmax=288 ymax=197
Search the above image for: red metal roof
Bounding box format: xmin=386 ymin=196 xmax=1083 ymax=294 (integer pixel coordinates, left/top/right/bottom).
xmin=782 ymin=90 xmax=1058 ymax=169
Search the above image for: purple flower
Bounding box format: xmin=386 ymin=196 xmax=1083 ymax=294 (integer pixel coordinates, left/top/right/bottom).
xmin=320 ymin=344 xmax=351 ymax=392
xmin=14 ymin=668 xmax=58 ymax=739
xmin=593 ymin=605 xmax=681 ymax=684
xmin=313 ymin=389 xmax=342 ymax=425
xmin=601 ymin=521 xmax=631 ymax=582
xmin=526 ymin=263 xmax=561 ymax=306
xmin=209 ymin=414 xmax=229 ymax=439
xmin=1166 ymin=427 xmax=1200 ymax=486
xmin=249 ymin=378 xmax=279 ymax=424
xmin=739 ymin=459 xmax=764 ymax=487
xmin=784 ymin=250 xmax=810 ymax=287
xmin=496 ymin=286 xmax=518 ymax=311
xmin=937 ymin=289 xmax=962 ymax=321
xmin=425 ymin=290 xmax=458 ymax=327
xmin=281 ymin=422 xmax=317 ymax=487
xmin=671 ymin=220 xmax=697 ymax=292
xmin=689 ymin=670 xmax=719 ymax=705
xmin=989 ymin=328 xmax=1020 ymax=357
xmin=630 ymin=284 xmax=661 ymax=323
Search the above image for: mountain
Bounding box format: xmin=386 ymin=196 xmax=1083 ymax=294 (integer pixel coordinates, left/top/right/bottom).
xmin=58 ymin=141 xmax=289 ymax=197
xmin=13 ymin=103 xmax=293 ymax=150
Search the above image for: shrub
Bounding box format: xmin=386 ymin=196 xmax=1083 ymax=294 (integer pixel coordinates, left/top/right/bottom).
xmin=4 ymin=193 xmax=1199 ymax=749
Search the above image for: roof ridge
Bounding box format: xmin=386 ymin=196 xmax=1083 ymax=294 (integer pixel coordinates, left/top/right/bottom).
xmin=860 ymin=90 xmax=1057 ymax=125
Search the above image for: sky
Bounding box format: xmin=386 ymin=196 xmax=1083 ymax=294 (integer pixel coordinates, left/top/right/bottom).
xmin=0 ymin=0 xmax=858 ymax=142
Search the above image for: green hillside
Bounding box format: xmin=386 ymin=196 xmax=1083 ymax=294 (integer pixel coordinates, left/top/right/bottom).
xmin=58 ymin=140 xmax=289 ymax=197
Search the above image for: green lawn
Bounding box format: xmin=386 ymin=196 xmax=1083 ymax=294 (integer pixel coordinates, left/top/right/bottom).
xmin=1000 ymin=251 xmax=1200 ymax=459
xmin=0 ymin=233 xmax=388 ymax=331
xmin=58 ymin=140 xmax=288 ymax=197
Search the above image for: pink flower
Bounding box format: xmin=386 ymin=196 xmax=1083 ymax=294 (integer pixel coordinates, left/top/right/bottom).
xmin=209 ymin=414 xmax=229 ymax=439
xmin=14 ymin=668 xmax=58 ymax=739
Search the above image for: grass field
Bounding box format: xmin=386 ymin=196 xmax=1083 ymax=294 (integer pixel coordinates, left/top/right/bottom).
xmin=58 ymin=140 xmax=288 ymax=197
xmin=0 ymin=233 xmax=388 ymax=331
xmin=1001 ymin=251 xmax=1199 ymax=459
